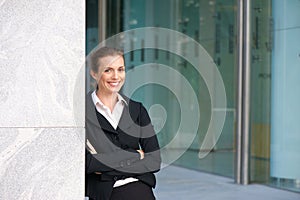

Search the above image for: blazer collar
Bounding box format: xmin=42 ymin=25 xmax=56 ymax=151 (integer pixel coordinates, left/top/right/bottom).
xmin=86 ymin=91 xmax=137 ymax=133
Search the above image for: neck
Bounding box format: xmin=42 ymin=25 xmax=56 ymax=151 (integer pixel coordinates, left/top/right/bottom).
xmin=96 ymin=90 xmax=118 ymax=112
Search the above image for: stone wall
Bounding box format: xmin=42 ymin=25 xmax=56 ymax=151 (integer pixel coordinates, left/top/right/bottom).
xmin=0 ymin=0 xmax=85 ymax=199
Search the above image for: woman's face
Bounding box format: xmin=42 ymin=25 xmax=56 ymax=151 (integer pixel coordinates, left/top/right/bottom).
xmin=91 ymin=55 xmax=126 ymax=95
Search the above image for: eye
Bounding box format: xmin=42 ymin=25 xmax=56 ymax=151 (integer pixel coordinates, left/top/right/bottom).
xmin=118 ymin=67 xmax=125 ymax=72
xmin=104 ymin=68 xmax=112 ymax=73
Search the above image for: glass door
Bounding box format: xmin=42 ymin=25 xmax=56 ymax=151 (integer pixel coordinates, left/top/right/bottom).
xmin=121 ymin=0 xmax=237 ymax=178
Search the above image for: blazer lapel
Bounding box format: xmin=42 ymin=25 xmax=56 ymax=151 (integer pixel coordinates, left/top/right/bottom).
xmin=118 ymin=99 xmax=142 ymax=138
xmin=118 ymin=105 xmax=135 ymax=130
xmin=95 ymin=112 xmax=118 ymax=134
xmin=86 ymin=91 xmax=101 ymax=128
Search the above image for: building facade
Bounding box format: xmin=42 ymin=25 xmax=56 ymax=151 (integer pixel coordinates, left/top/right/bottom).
xmin=87 ymin=0 xmax=300 ymax=192
xmin=0 ymin=0 xmax=299 ymax=199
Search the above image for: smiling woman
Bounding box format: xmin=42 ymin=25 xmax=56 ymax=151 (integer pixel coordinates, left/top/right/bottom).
xmin=85 ymin=46 xmax=161 ymax=200
xmin=90 ymin=48 xmax=126 ymax=108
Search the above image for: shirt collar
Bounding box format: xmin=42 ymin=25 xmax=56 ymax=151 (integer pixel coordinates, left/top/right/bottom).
xmin=116 ymin=93 xmax=128 ymax=106
xmin=91 ymin=91 xmax=128 ymax=107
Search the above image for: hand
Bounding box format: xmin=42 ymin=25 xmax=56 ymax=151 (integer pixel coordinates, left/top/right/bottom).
xmin=136 ymin=149 xmax=144 ymax=160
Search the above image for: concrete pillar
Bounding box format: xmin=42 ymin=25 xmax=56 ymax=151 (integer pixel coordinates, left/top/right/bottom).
xmin=0 ymin=0 xmax=85 ymax=199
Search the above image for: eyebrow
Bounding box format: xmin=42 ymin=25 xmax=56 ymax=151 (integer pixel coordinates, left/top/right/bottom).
xmin=103 ymin=65 xmax=125 ymax=68
xmin=102 ymin=66 xmax=125 ymax=72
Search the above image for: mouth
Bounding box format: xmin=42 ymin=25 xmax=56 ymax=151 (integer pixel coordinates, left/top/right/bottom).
xmin=108 ymin=81 xmax=120 ymax=87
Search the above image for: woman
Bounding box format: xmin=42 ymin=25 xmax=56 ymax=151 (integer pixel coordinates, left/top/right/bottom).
xmin=85 ymin=47 xmax=161 ymax=200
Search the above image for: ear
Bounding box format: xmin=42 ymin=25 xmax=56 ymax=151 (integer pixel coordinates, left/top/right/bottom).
xmin=90 ymin=70 xmax=98 ymax=80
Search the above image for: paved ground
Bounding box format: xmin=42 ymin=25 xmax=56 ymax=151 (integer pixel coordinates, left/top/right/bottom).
xmin=154 ymin=165 xmax=300 ymax=200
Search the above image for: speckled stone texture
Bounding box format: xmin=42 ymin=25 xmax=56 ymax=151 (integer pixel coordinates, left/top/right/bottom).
xmin=0 ymin=0 xmax=85 ymax=127
xmin=0 ymin=128 xmax=85 ymax=200
xmin=0 ymin=0 xmax=85 ymax=199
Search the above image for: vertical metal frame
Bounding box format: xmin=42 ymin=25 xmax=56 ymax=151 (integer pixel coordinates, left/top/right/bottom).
xmin=235 ymin=0 xmax=244 ymax=184
xmin=98 ymin=0 xmax=107 ymax=42
xmin=235 ymin=0 xmax=251 ymax=185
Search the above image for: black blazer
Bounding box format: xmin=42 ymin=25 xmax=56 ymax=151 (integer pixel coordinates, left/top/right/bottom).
xmin=85 ymin=91 xmax=161 ymax=200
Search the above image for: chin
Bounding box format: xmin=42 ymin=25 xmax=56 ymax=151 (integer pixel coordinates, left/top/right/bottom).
xmin=109 ymin=88 xmax=121 ymax=93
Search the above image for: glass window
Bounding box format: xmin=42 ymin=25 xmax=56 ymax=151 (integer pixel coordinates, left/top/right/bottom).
xmin=250 ymin=0 xmax=300 ymax=192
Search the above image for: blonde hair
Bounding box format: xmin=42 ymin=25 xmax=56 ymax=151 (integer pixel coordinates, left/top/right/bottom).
xmin=90 ymin=47 xmax=124 ymax=73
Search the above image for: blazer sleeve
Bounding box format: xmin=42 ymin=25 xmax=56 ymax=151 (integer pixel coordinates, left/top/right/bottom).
xmin=138 ymin=104 xmax=161 ymax=172
xmin=113 ymin=104 xmax=161 ymax=174
xmin=86 ymin=144 xmax=141 ymax=174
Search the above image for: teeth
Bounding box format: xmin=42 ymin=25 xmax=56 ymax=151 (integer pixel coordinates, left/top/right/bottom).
xmin=109 ymin=82 xmax=119 ymax=86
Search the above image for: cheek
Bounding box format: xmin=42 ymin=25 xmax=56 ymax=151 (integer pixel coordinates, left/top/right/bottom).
xmin=99 ymin=74 xmax=107 ymax=82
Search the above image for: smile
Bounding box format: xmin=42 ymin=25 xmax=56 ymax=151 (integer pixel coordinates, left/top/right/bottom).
xmin=108 ymin=82 xmax=120 ymax=87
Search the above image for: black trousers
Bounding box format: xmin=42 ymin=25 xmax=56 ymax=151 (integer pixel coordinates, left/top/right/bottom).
xmin=110 ymin=181 xmax=156 ymax=200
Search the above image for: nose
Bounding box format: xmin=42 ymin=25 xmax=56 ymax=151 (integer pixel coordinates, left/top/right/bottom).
xmin=112 ymin=69 xmax=119 ymax=79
